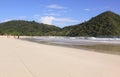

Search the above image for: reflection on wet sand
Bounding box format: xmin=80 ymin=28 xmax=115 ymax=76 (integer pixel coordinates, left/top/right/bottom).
xmin=78 ymin=44 xmax=120 ymax=55
xmin=21 ymin=37 xmax=120 ymax=55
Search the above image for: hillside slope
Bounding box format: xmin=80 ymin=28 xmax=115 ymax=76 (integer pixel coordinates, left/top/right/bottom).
xmin=61 ymin=11 xmax=120 ymax=37
xmin=0 ymin=20 xmax=60 ymax=36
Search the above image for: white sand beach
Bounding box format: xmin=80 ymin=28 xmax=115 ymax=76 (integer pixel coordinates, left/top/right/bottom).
xmin=0 ymin=36 xmax=120 ymax=77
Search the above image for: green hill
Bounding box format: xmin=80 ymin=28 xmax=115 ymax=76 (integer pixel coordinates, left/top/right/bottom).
xmin=0 ymin=20 xmax=60 ymax=36
xmin=0 ymin=11 xmax=120 ymax=37
xmin=61 ymin=11 xmax=120 ymax=37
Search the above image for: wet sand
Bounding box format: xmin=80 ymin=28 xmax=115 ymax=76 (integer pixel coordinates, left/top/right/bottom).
xmin=22 ymin=37 xmax=120 ymax=55
xmin=0 ymin=37 xmax=120 ymax=77
xmin=78 ymin=44 xmax=120 ymax=55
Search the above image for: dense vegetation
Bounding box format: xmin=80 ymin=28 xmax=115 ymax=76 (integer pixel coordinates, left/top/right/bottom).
xmin=61 ymin=11 xmax=120 ymax=37
xmin=0 ymin=11 xmax=120 ymax=37
xmin=0 ymin=20 xmax=61 ymax=36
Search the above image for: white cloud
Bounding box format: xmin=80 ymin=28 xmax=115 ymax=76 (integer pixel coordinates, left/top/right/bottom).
xmin=54 ymin=18 xmax=79 ymax=22
xmin=44 ymin=13 xmax=60 ymax=16
xmin=99 ymin=6 xmax=110 ymax=10
xmin=40 ymin=16 xmax=54 ymax=25
xmin=40 ymin=16 xmax=79 ymax=25
xmin=84 ymin=6 xmax=110 ymax=12
xmin=0 ymin=19 xmax=12 ymax=22
xmin=47 ymin=4 xmax=66 ymax=9
xmin=1 ymin=16 xmax=27 ymax=23
xmin=34 ymin=14 xmax=41 ymax=19
xmin=18 ymin=16 xmax=27 ymax=19
xmin=84 ymin=9 xmax=91 ymax=11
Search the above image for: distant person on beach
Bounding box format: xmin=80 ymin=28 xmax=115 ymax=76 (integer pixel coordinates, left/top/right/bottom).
xmin=14 ymin=35 xmax=16 ymax=38
xmin=6 ymin=34 xmax=9 ymax=38
xmin=17 ymin=35 xmax=19 ymax=39
xmin=7 ymin=35 xmax=9 ymax=38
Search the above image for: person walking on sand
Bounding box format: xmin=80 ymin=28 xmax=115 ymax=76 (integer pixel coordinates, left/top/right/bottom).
xmin=17 ymin=35 xmax=19 ymax=39
xmin=14 ymin=35 xmax=16 ymax=38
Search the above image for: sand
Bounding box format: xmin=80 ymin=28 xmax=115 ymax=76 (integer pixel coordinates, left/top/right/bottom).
xmin=0 ymin=36 xmax=120 ymax=77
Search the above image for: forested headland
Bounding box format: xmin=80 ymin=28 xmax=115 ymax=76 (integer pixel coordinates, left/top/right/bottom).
xmin=0 ymin=11 xmax=120 ymax=37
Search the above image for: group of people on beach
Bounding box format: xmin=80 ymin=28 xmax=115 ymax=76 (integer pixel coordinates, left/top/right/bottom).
xmin=4 ymin=34 xmax=20 ymax=39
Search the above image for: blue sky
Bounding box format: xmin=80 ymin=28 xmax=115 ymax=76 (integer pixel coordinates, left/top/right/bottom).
xmin=0 ymin=0 xmax=120 ymax=27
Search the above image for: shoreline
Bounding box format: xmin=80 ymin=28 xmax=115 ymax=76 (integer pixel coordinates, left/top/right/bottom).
xmin=20 ymin=37 xmax=120 ymax=55
xmin=1 ymin=35 xmax=120 ymax=55
xmin=0 ymin=37 xmax=120 ymax=77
